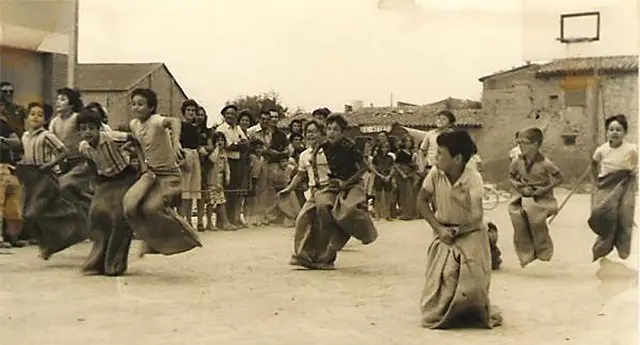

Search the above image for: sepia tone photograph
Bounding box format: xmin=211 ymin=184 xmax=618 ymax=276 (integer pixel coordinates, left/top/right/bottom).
xmin=0 ymin=0 xmax=638 ymax=344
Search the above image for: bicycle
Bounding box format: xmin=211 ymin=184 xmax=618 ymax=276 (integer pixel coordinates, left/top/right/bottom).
xmin=482 ymin=184 xmax=500 ymax=211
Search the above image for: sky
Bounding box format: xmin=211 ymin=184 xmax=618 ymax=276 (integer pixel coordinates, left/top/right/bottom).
xmin=75 ymin=0 xmax=637 ymax=114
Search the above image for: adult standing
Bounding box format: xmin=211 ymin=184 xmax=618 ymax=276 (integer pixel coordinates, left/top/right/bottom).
xmin=216 ymin=105 xmax=249 ymax=228
xmin=0 ymin=99 xmax=25 ymax=249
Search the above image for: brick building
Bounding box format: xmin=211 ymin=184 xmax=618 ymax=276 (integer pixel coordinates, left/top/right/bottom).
xmin=477 ymin=55 xmax=638 ymax=187
xmin=76 ymin=63 xmax=189 ymax=128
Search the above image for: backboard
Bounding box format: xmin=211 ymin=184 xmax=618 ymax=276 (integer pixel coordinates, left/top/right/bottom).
xmin=521 ymin=0 xmax=638 ymax=61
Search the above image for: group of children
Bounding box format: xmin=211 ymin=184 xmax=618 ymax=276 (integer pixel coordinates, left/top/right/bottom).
xmin=1 ymin=84 xmax=636 ymax=330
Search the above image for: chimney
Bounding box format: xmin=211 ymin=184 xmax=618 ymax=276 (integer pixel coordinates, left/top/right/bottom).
xmin=344 ymin=104 xmax=353 ymax=113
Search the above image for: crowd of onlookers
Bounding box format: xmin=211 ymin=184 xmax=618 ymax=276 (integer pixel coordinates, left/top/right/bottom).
xmin=0 ymin=79 xmax=471 ymax=249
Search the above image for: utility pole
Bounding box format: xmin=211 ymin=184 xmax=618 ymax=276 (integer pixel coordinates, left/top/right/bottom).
xmin=67 ymin=0 xmax=79 ymax=88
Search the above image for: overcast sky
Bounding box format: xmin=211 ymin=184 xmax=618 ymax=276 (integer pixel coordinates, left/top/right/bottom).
xmin=76 ymin=0 xmax=637 ymax=114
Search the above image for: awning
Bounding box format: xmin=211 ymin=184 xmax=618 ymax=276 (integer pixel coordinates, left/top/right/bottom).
xmin=0 ymin=0 xmax=75 ymax=54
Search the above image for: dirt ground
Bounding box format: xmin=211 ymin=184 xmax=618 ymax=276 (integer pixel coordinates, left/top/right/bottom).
xmin=0 ymin=190 xmax=637 ymax=345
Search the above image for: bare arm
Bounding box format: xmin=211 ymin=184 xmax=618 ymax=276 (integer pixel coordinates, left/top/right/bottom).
xmin=0 ymin=133 xmax=21 ymax=150
xmin=416 ymin=188 xmax=452 ymax=243
xmin=280 ymin=170 xmax=307 ymax=194
xmin=162 ymin=117 xmax=183 ymax=151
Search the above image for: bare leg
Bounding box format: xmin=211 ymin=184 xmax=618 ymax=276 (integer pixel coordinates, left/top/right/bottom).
xmin=217 ymin=204 xmax=237 ymax=231
xmin=181 ymin=199 xmax=193 ymax=226
xmin=196 ymin=199 xmax=205 ymax=229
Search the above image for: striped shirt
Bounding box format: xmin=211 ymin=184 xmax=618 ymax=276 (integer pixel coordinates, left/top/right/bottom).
xmin=422 ymin=165 xmax=484 ymax=226
xmin=78 ymin=131 xmax=130 ymax=177
xmin=21 ymin=127 xmax=67 ymax=165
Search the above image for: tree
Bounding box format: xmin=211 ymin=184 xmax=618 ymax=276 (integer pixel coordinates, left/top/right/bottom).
xmin=228 ymin=90 xmax=288 ymax=119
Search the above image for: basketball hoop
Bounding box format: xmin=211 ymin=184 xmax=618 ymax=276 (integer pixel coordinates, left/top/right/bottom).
xmin=556 ymin=37 xmax=598 ymax=44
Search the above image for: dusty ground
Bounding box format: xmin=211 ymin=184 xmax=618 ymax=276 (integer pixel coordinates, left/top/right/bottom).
xmin=0 ymin=191 xmax=637 ymax=345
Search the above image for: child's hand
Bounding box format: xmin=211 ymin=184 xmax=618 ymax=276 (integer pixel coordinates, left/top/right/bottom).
xmin=532 ymin=188 xmax=547 ymax=197
xmin=520 ymin=187 xmax=534 ymax=197
xmin=438 ymin=226 xmax=455 ymax=245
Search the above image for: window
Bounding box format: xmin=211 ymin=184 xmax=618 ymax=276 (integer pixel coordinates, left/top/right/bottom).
xmin=562 ymin=134 xmax=577 ymax=146
xmin=564 ymin=89 xmax=587 ymax=107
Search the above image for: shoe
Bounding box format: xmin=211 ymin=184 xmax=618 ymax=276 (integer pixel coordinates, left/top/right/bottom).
xmin=196 ymin=223 xmax=205 ymax=232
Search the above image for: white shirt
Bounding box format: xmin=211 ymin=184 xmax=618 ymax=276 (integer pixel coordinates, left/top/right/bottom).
xmin=593 ymin=141 xmax=638 ymax=177
xmin=217 ymin=122 xmax=247 ymax=160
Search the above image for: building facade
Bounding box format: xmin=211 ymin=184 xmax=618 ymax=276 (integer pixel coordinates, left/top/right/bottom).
xmin=478 ymin=55 xmax=638 ymax=187
xmin=77 ymin=63 xmax=189 ymax=128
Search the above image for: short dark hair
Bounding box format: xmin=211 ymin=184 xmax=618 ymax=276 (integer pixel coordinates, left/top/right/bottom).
xmin=212 ymin=131 xmax=227 ymax=144
xmin=289 ymin=132 xmax=303 ymax=142
xmin=436 ymin=130 xmax=475 ymax=165
xmin=56 ymin=87 xmax=83 ymax=112
xmin=181 ymin=99 xmax=199 ymax=114
xmin=86 ymin=102 xmax=107 ymax=123
xmin=304 ymin=119 xmax=324 ymax=136
xmin=238 ymin=109 xmax=254 ymax=124
xmin=0 ymin=81 xmax=12 ymax=88
xmin=520 ymin=126 xmax=544 ymax=145
xmin=76 ymin=107 xmax=103 ymax=130
xmin=325 ymin=114 xmax=349 ymax=131
xmin=436 ymin=110 xmax=456 ymax=124
xmin=605 ymin=114 xmax=628 ymax=133
xmin=312 ymin=107 xmax=331 ymax=119
xmin=289 ymin=119 xmax=303 ymax=131
xmin=131 ymin=88 xmax=158 ymax=113
xmin=26 ymin=102 xmax=43 ymax=114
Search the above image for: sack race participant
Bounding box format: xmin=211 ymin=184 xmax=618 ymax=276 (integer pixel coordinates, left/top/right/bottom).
xmin=17 ymin=102 xmax=86 ymax=260
xmin=416 ymin=130 xmax=502 ymax=329
xmin=49 ymin=88 xmax=94 ymax=241
xmin=307 ymin=114 xmax=378 ymax=269
xmin=279 ymin=120 xmax=334 ymax=269
xmin=122 ymin=88 xmax=202 ymax=256
xmin=508 ymin=126 xmax=564 ymax=268
xmin=589 ymin=114 xmax=637 ymax=262
xmin=76 ymin=109 xmax=140 ymax=276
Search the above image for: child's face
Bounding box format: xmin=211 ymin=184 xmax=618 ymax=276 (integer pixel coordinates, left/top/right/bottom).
xmin=55 ymin=94 xmax=71 ymax=114
xmin=305 ymin=124 xmax=320 ymax=144
xmin=131 ymin=95 xmax=152 ymax=120
xmin=254 ymin=145 xmax=264 ymax=155
xmin=184 ymin=105 xmax=197 ymax=123
xmin=326 ymin=122 xmax=343 ymax=143
xmin=196 ymin=109 xmax=206 ymax=125
xmin=78 ymin=122 xmax=101 ymax=145
xmin=279 ymin=158 xmax=289 ymax=169
xmin=403 ymin=136 xmax=414 ymax=149
xmin=216 ymin=136 xmax=226 ymax=147
xmin=291 ymin=121 xmax=302 ymax=134
xmin=435 ymin=146 xmax=461 ymax=172
xmin=26 ymin=106 xmax=45 ymax=130
xmin=606 ymin=120 xmax=626 ymax=145
xmin=292 ymin=136 xmax=303 ymax=149
xmin=435 ymin=115 xmax=450 ymax=129
xmin=517 ymin=136 xmax=539 ymax=157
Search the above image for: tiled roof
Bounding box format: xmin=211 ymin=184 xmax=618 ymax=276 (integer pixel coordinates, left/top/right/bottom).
xmin=344 ymin=106 xmax=482 ymax=128
xmin=279 ymin=107 xmax=482 ymax=129
xmin=478 ymin=64 xmax=539 ymax=82
xmin=278 ymin=98 xmax=483 ymax=129
xmin=76 ymin=63 xmax=163 ymax=91
xmin=536 ymin=55 xmax=638 ymax=76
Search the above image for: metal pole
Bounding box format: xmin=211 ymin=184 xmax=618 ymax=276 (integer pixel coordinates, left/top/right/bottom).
xmin=67 ymin=0 xmax=79 ymax=88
